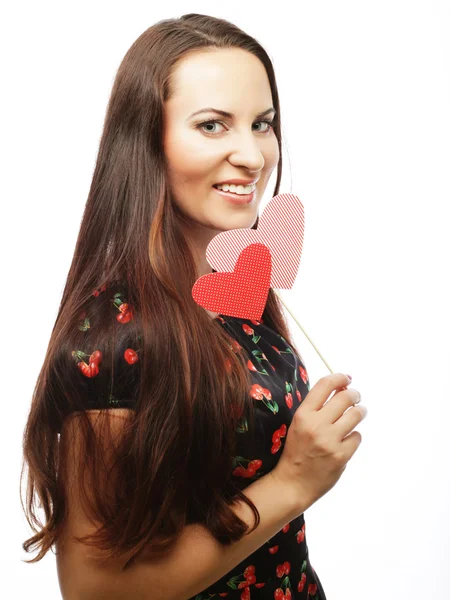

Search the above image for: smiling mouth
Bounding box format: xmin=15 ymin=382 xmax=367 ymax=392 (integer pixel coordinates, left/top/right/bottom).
xmin=213 ymin=187 xmax=252 ymax=196
xmin=212 ymin=186 xmax=255 ymax=204
xmin=213 ymin=183 xmax=257 ymax=193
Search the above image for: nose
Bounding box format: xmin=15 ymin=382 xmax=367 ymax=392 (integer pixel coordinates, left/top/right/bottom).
xmin=228 ymin=132 xmax=265 ymax=172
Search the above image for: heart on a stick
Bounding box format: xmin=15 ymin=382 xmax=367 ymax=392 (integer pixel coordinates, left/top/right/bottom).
xmin=192 ymin=243 xmax=272 ymax=320
xmin=206 ymin=193 xmax=304 ymax=289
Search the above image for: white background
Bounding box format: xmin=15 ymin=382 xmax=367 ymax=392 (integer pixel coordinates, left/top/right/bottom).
xmin=1 ymin=1 xmax=449 ymax=597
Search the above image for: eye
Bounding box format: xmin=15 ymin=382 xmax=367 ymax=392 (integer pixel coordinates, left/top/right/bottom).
xmin=253 ymin=119 xmax=274 ymax=133
xmin=196 ymin=119 xmax=274 ymax=135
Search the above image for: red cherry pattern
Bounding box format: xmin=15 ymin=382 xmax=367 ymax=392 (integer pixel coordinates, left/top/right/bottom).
xmin=215 ymin=564 xmax=270 ymax=598
xmin=92 ymin=283 xmax=107 ymax=297
xmin=72 ymin=349 xmax=103 ymax=378
xmin=124 ymin=348 xmax=139 ymax=365
xmin=72 ymin=285 xmax=139 ymax=393
xmin=249 ymin=383 xmax=278 ymax=414
xmin=232 ymin=458 xmax=263 ymax=479
xmin=230 ymin=319 xmax=310 ymax=489
xmin=271 ymin=423 xmax=287 ymax=454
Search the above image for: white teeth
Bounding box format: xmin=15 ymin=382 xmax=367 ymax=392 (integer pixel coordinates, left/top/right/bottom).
xmin=215 ymin=183 xmax=256 ymax=195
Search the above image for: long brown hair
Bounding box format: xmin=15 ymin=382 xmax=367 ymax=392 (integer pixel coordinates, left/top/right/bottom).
xmin=20 ymin=13 xmax=303 ymax=571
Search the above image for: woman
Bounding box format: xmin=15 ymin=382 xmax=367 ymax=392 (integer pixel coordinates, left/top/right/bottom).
xmin=21 ymin=13 xmax=329 ymax=599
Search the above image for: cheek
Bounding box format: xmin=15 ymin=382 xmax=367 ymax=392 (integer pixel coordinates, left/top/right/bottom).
xmin=167 ymin=149 xmax=219 ymax=186
xmin=166 ymin=130 xmax=220 ymax=168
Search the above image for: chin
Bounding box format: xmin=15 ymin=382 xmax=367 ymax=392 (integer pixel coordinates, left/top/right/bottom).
xmin=219 ymin=218 xmax=257 ymax=232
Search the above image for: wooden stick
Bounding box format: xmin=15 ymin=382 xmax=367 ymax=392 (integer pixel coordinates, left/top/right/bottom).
xmin=273 ymin=289 xmax=334 ymax=375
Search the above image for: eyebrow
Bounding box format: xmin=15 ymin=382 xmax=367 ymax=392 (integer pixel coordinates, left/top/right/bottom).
xmin=188 ymin=107 xmax=276 ymax=120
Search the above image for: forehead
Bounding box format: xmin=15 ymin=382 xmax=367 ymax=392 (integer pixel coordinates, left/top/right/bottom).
xmin=166 ymin=48 xmax=272 ymax=115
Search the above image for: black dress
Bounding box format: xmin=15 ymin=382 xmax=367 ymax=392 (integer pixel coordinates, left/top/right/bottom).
xmin=185 ymin=313 xmax=327 ymax=600
xmin=66 ymin=288 xmax=327 ymax=599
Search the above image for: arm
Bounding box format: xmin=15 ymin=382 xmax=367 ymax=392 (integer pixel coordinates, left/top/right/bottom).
xmin=57 ymin=410 xmax=309 ymax=600
xmin=92 ymin=472 xmax=307 ymax=600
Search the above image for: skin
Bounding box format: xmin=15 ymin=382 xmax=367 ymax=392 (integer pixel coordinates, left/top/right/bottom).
xmin=163 ymin=47 xmax=280 ymax=318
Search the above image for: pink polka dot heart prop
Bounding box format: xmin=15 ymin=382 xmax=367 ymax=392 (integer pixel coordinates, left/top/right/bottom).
xmin=206 ymin=193 xmax=304 ymax=289
xmin=192 ymin=243 xmax=272 ymax=320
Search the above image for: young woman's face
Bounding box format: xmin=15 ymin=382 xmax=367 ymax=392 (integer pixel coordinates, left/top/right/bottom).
xmin=163 ymin=47 xmax=280 ymax=243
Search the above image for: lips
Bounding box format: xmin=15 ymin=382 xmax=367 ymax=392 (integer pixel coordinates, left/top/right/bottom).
xmin=213 ymin=186 xmax=255 ymax=205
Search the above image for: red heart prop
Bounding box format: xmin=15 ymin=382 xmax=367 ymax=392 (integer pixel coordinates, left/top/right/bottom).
xmin=192 ymin=243 xmax=272 ymax=320
xmin=206 ymin=193 xmax=304 ymax=289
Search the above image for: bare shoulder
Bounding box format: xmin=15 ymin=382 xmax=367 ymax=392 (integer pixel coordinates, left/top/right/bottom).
xmin=61 ymin=408 xmax=135 ymax=430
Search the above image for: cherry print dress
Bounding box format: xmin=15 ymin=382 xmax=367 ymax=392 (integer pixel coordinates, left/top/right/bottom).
xmin=185 ymin=313 xmax=328 ymax=600
xmin=66 ymin=283 xmax=327 ymax=599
